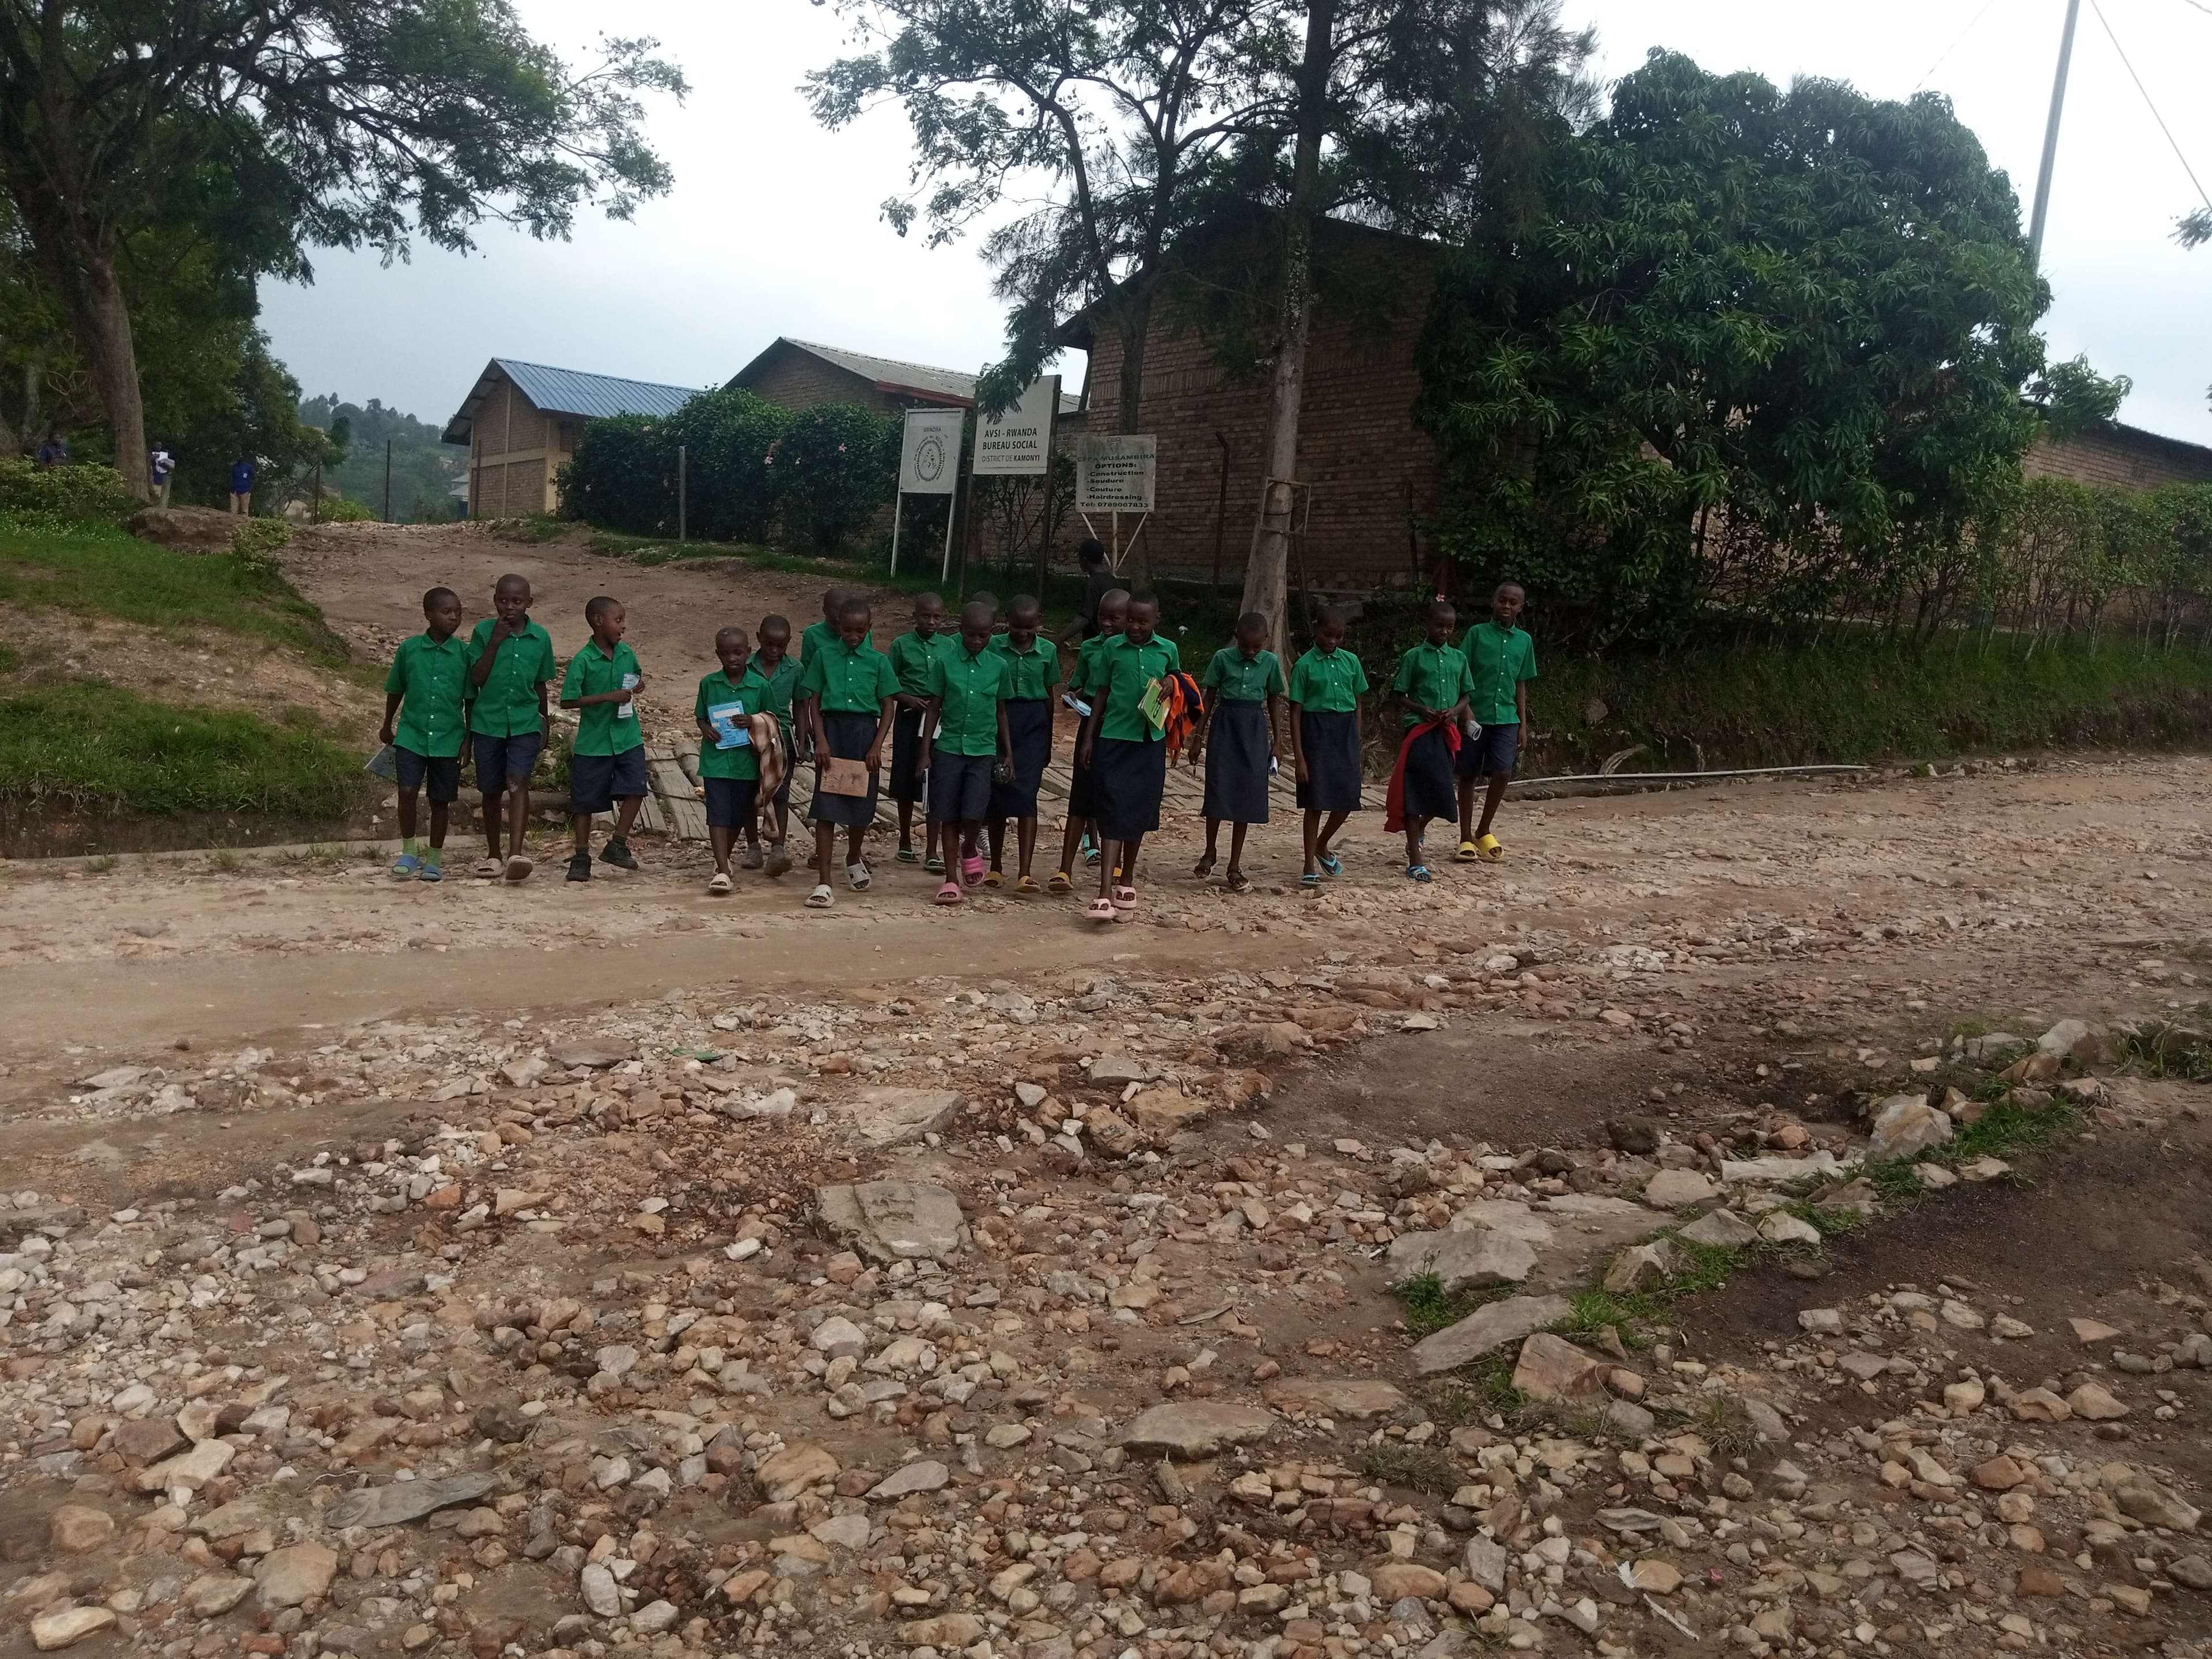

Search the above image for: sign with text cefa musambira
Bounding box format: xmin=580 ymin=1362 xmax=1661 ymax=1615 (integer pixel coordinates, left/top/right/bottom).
xmin=969 ymin=376 xmax=1060 ymax=478
xmin=1075 ymin=434 xmax=1156 ymax=512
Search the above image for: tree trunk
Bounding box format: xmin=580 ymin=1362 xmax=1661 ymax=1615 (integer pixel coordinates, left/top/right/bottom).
xmin=70 ymin=245 xmax=151 ymax=497
xmin=0 ymin=350 xmax=18 ymax=457
xmin=1238 ymin=0 xmax=1334 ymax=657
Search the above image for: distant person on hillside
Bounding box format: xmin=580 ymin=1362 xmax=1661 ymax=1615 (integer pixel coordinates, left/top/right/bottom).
xmin=228 ymin=453 xmax=258 ymax=514
xmin=149 ymin=443 xmax=176 ymax=507
xmin=34 ymin=431 xmax=66 ymax=469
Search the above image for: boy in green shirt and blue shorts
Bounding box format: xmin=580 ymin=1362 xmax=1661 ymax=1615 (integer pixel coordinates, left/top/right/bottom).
xmin=745 ymin=615 xmax=801 ymax=877
xmin=1455 ymin=581 xmax=1537 ymax=862
xmin=560 ymin=594 xmax=648 ymax=881
xmin=798 ymin=593 xmax=900 ymax=908
xmin=695 ymin=624 xmax=772 ymax=895
xmin=886 ymin=592 xmax=950 ymax=870
xmin=919 ymin=600 xmax=1011 ymax=904
xmin=380 ymin=586 xmax=468 ymax=881
xmin=465 ymin=573 xmax=558 ymax=881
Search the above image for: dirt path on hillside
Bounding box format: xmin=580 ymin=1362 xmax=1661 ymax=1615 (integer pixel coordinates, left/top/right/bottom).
xmin=281 ymin=522 xmax=918 ymax=709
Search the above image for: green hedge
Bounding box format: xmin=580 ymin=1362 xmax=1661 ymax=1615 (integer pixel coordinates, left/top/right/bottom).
xmin=0 ymin=460 xmax=136 ymax=521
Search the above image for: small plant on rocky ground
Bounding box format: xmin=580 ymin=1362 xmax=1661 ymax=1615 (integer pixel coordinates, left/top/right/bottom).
xmin=1357 ymin=1444 xmax=1461 ymax=1495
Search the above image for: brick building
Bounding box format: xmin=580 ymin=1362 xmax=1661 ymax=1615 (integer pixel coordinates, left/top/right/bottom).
xmin=442 ymin=359 xmax=697 ymax=518
xmin=728 ymin=338 xmax=982 ymax=415
xmin=2024 ymin=420 xmax=2212 ymax=491
xmin=1060 ymin=255 xmax=1442 ymax=590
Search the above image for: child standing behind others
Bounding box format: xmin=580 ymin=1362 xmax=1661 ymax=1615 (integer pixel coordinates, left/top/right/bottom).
xmin=887 ymin=593 xmax=949 ymax=870
xmin=918 ymin=601 xmax=1011 ymax=904
xmin=745 ymin=615 xmax=800 ymax=877
xmin=1388 ymin=600 xmax=1475 ymax=882
xmin=1455 ymin=581 xmax=1537 ymax=863
xmin=695 ymin=625 xmax=771 ymax=895
xmin=1051 ymin=586 xmax=1127 ymax=894
xmin=800 ymin=594 xmax=899 ymax=908
xmin=1287 ymin=605 xmax=1368 ymax=888
xmin=381 ymin=586 xmax=468 ymax=881
xmin=466 ymin=573 xmax=558 ymax=881
xmin=560 ymin=595 xmax=647 ymax=881
xmin=1078 ymin=590 xmax=1177 ymax=922
xmin=1188 ymin=611 xmax=1283 ymax=893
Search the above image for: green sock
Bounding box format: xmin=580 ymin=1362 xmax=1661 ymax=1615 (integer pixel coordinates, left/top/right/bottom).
xmin=403 ymin=836 xmax=419 ymax=856
xmin=423 ymin=845 xmax=441 ymax=866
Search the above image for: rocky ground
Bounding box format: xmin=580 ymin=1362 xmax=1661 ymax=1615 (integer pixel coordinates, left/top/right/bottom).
xmin=4 ymin=755 xmax=2211 ymax=1659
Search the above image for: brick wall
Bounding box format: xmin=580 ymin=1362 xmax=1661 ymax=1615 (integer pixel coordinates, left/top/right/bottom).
xmin=1077 ymin=267 xmax=1441 ymax=589
xmin=2025 ymin=425 xmax=2212 ymax=491
xmin=740 ymin=347 xmax=892 ymax=415
xmin=468 ymin=376 xmax=555 ymax=517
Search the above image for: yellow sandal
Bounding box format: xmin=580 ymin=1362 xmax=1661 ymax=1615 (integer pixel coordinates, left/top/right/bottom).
xmin=1476 ymin=834 xmax=1503 ymax=862
xmin=1454 ymin=839 xmax=1479 ymax=863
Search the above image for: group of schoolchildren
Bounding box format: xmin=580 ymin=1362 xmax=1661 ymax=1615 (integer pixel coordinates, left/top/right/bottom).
xmin=377 ymin=543 xmax=1538 ymax=916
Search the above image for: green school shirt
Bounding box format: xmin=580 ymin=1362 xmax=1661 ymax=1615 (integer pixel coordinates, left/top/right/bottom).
xmin=560 ymin=638 xmax=645 ymax=756
xmin=1202 ymin=646 xmax=1286 ymax=703
xmin=1392 ymin=641 xmax=1477 ymax=726
xmin=1084 ymin=633 xmax=1181 ymax=744
xmin=799 ymin=635 xmax=899 ymax=715
xmin=1073 ymin=631 xmax=1117 ymax=706
xmin=748 ymin=651 xmax=801 ymax=736
xmin=989 ymin=634 xmax=1063 ymax=700
xmin=925 ymin=643 xmax=1009 ymax=757
xmin=693 ymin=667 xmax=770 ymax=781
xmin=799 ymin=618 xmax=839 ymax=664
xmin=888 ymin=628 xmax=951 ymax=696
xmin=1287 ymin=646 xmax=1369 ymax=713
xmin=1461 ymin=619 xmax=1538 ymax=726
xmin=464 ymin=616 xmax=557 ymax=737
xmin=383 ymin=631 xmax=469 ymax=757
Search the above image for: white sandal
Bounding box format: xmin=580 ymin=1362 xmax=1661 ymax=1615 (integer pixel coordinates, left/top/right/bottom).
xmin=845 ymin=861 xmax=872 ymax=891
xmin=707 ymin=871 xmax=733 ymax=895
xmin=806 ymin=884 xmax=835 ymax=909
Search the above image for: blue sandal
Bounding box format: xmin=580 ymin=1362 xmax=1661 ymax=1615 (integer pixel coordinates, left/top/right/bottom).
xmin=1300 ymin=872 xmax=1323 ymax=888
xmin=1318 ymin=851 xmax=1343 ymax=877
xmin=1406 ymin=864 xmax=1433 ymax=883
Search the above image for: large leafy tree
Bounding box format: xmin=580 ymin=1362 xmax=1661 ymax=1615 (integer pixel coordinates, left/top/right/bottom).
xmin=806 ymin=0 xmax=1288 ymax=430
xmin=1418 ymin=51 xmax=2083 ymax=647
xmin=0 ymin=3 xmax=684 ymax=496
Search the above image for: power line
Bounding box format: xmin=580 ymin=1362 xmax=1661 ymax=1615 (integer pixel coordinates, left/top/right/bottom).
xmin=2087 ymin=0 xmax=2212 ymax=212
xmin=1914 ymin=0 xmax=2005 ymax=92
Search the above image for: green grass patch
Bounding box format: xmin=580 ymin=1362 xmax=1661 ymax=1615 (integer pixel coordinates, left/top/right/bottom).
xmin=0 ymin=681 xmax=372 ymax=816
xmin=1356 ymin=1444 xmax=1461 ymax=1495
xmin=1395 ymin=1271 xmax=1511 ymax=1338
xmin=0 ymin=517 xmax=349 ymax=661
xmin=1425 ymin=1353 xmax=1525 ymax=1419
xmin=2111 ymin=1016 xmax=2212 ymax=1084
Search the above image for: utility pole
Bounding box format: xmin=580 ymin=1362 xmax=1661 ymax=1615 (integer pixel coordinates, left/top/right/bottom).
xmin=2028 ymin=0 xmax=2083 ymax=271
xmin=677 ymin=445 xmax=687 ymax=543
xmin=382 ymin=438 xmax=393 ymax=522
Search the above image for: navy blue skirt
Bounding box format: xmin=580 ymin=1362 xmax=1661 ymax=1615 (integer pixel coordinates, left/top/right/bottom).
xmin=808 ymin=710 xmax=882 ymax=827
xmin=1203 ymin=698 xmax=1271 ymax=824
xmin=1401 ymin=726 xmax=1458 ymax=823
xmin=888 ymin=704 xmax=926 ymax=802
xmin=1296 ymin=709 xmax=1362 ymax=812
xmin=990 ymin=699 xmax=1053 ymax=819
xmin=1092 ymin=736 xmax=1166 ymax=840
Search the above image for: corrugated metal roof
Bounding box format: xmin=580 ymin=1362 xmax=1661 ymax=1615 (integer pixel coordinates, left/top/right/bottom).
xmin=442 ymin=358 xmax=699 ymax=444
xmin=734 ymin=338 xmax=1082 ymax=416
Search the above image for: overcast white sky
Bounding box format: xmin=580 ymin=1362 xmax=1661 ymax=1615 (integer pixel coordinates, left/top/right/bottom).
xmin=259 ymin=0 xmax=2212 ymax=444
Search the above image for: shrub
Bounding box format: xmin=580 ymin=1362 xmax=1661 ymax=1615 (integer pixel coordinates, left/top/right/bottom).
xmin=229 ymin=518 xmax=293 ymax=578
xmin=672 ymin=388 xmax=789 ymax=543
xmin=560 ymin=414 xmax=678 ymax=535
xmin=313 ymin=494 xmax=376 ymax=524
xmin=0 ymin=460 xmax=136 ymax=522
xmin=771 ymin=404 xmax=900 ymax=551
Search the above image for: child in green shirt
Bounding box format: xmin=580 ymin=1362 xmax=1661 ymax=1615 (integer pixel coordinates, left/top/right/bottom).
xmin=798 ymin=593 xmax=900 ymax=908
xmin=1287 ymin=605 xmax=1369 ymax=887
xmin=984 ymin=594 xmax=1062 ymax=893
xmin=918 ymin=601 xmax=1012 ymax=904
xmin=886 ymin=592 xmax=949 ymax=869
xmin=380 ymin=586 xmax=468 ymax=881
xmin=695 ymin=625 xmax=772 ymax=895
xmin=1051 ymin=586 xmax=1127 ymax=894
xmin=745 ymin=613 xmax=800 ymax=878
xmin=1188 ymin=610 xmax=1285 ymax=893
xmin=559 ymin=594 xmax=648 ymax=881
xmin=1455 ymin=582 xmax=1538 ymax=862
xmin=464 ymin=573 xmax=558 ymax=881
xmin=1076 ymin=590 xmax=1179 ymax=921
xmin=1388 ymin=600 xmax=1475 ymax=882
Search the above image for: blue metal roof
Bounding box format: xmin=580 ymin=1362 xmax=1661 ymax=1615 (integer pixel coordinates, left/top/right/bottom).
xmin=442 ymin=358 xmax=699 ymax=444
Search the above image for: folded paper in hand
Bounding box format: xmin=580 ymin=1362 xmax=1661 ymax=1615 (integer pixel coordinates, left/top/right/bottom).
xmin=817 ymin=756 xmax=872 ymax=797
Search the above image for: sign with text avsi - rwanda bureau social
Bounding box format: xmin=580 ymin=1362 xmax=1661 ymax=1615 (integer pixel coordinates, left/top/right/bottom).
xmin=970 ymin=376 xmax=1060 ymax=477
xmin=1075 ymin=434 xmax=1156 ymax=512
xmin=899 ymin=407 xmax=965 ymax=495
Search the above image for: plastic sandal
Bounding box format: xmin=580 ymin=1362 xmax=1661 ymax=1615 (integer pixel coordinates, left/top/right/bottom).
xmin=474 ymin=858 xmax=502 ymax=878
xmin=846 ymin=861 xmax=871 ymax=891
xmin=923 ymin=855 xmax=945 ymax=875
xmin=1111 ymin=884 xmax=1138 ymax=912
xmin=1225 ymin=869 xmax=1251 ymax=893
xmin=1047 ymin=871 xmax=1073 ymax=895
xmin=1084 ymin=896 xmax=1116 ymax=922
xmin=417 ymin=861 xmax=444 ymax=883
xmin=933 ymin=881 xmax=964 ymax=906
xmin=389 ymin=853 xmax=420 ymax=880
xmin=707 ymin=871 xmax=733 ymax=895
xmin=763 ymin=845 xmax=791 ymax=878
xmin=1476 ymin=834 xmax=1503 ymax=862
xmin=1406 ymin=864 xmax=1433 ymax=883
xmin=896 ymin=847 xmax=919 ymax=863
xmin=1016 ymin=874 xmax=1041 ymax=896
xmin=1455 ymin=839 xmax=1480 ymax=863
xmin=806 ymin=884 xmax=835 ymax=908
xmin=1318 ymin=851 xmax=1342 ymax=877
xmin=962 ymin=855 xmax=986 ymax=886
xmin=1300 ymin=872 xmax=1322 ymax=888
xmin=1192 ymin=853 xmax=1216 ymax=877
xmin=505 ymin=853 xmax=535 ymax=881
xmin=983 ymin=868 xmax=1003 ymax=889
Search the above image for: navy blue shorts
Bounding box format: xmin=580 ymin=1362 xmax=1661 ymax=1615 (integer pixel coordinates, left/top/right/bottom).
xmin=473 ymin=729 xmax=544 ymax=788
xmin=702 ymin=775 xmax=758 ymax=830
xmin=1453 ymin=721 xmax=1520 ymax=777
xmin=927 ymin=750 xmax=994 ymax=823
xmin=394 ymin=747 xmax=460 ymax=803
xmin=570 ymin=745 xmax=649 ymax=815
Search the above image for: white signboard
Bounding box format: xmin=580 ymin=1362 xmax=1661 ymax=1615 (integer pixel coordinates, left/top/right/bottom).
xmin=898 ymin=408 xmax=965 ymax=495
xmin=1076 ymin=434 xmax=1156 ymax=513
xmin=971 ymin=376 xmax=1059 ymax=477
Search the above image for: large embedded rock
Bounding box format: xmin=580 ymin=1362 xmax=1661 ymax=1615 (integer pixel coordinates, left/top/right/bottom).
xmin=755 ymin=1442 xmax=840 ymax=1501
xmin=255 ymin=1543 xmax=338 ymax=1609
xmin=1866 ymin=1094 xmax=1952 ymax=1163
xmin=1410 ymin=1294 xmax=1571 ymax=1376
xmin=849 ymin=1088 xmax=962 ymax=1149
xmin=1510 ymin=1334 xmax=1603 ymax=1402
xmin=816 ymin=1181 xmax=967 ymax=1262
xmin=1121 ymin=1403 xmax=1276 ymax=1459
xmin=1386 ymin=1228 xmax=1536 ymax=1293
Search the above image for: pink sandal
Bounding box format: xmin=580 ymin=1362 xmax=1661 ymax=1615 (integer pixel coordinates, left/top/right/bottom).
xmin=934 ymin=881 xmax=964 ymax=906
xmin=1111 ymin=884 xmax=1138 ymax=920
xmin=1084 ymin=897 xmax=1116 ymax=922
xmin=961 ymin=854 xmax=987 ymax=888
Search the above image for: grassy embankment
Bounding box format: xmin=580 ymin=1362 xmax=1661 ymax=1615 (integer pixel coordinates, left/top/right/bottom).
xmin=0 ymin=515 xmax=373 ymax=828
xmin=542 ymin=513 xmax=2212 ymax=774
